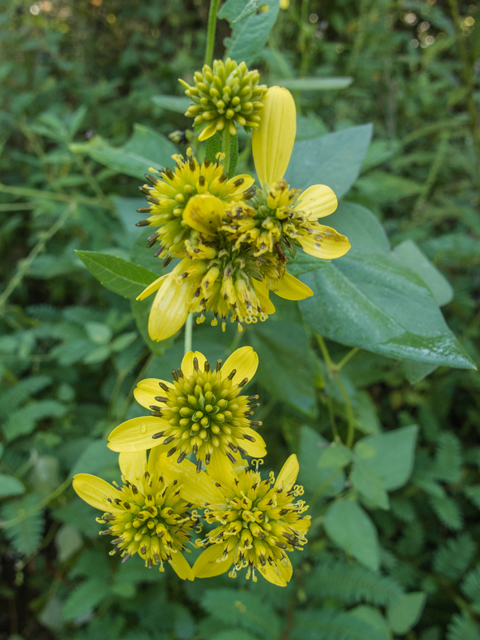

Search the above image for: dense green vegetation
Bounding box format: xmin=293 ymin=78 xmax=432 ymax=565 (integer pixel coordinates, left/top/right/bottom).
xmin=1 ymin=0 xmax=480 ymax=639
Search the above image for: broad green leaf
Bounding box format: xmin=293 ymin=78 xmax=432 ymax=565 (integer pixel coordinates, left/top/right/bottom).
xmin=85 ymin=321 xmax=112 ymax=344
xmin=3 ymin=400 xmax=68 ymax=442
xmin=151 ymin=95 xmax=190 ymax=113
xmin=211 ymin=632 xmax=259 ymax=640
xmin=0 ymin=474 xmax=26 ymax=498
xmin=292 ymin=609 xmax=388 ymax=640
xmin=70 ymin=439 xmax=117 ymax=477
xmin=351 ymin=459 xmax=389 ymax=510
xmin=401 ymin=361 xmax=437 ymax=385
xmin=298 ymin=426 xmax=345 ymax=497
xmin=299 ymin=203 xmax=474 ymax=369
xmin=219 ymin=0 xmax=280 ymax=66
xmin=387 ymin=592 xmax=427 ymax=634
xmin=324 ymin=499 xmax=380 ymax=571
xmin=285 ymin=124 xmax=372 ymax=197
xmin=249 ymin=321 xmax=316 ymax=415
xmin=359 ymin=425 xmax=417 ymax=491
xmin=55 ymin=524 xmax=83 ymax=562
xmin=318 ymin=444 xmax=352 ymax=469
xmin=350 ymin=606 xmax=390 ymax=639
xmin=274 ymin=76 xmax=353 ymax=91
xmin=393 ymin=240 xmax=453 ymax=306
xmin=355 ymin=171 xmax=423 ymax=204
xmin=70 ymin=123 xmax=176 ymax=179
xmin=62 ymin=577 xmax=111 ymax=621
xmin=76 ymin=250 xmax=158 ymax=300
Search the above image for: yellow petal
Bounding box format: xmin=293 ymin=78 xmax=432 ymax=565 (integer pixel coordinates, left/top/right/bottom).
xmin=148 ymin=273 xmax=194 ymax=342
xmin=270 ymin=272 xmax=313 ymax=301
xmin=169 ymin=551 xmax=194 ymax=581
xmin=72 ymin=474 xmax=123 ymax=512
xmin=119 ymin=451 xmax=146 ymax=481
xmin=280 ymin=0 xmax=289 ymax=8
xmin=222 ymin=346 xmax=258 ymax=386
xmin=182 ymin=194 xmax=224 ymax=236
xmin=261 ymin=558 xmax=291 ymax=586
xmin=252 ymin=86 xmax=296 ymax=185
xmin=274 ymin=454 xmax=299 ymax=490
xmin=207 ymin=450 xmax=236 ymax=486
xmin=198 ymin=122 xmax=218 ymax=142
xmin=295 ymin=184 xmax=338 ymax=220
xmin=240 ymin=428 xmax=267 ymax=457
xmin=136 ymin=275 xmax=168 ymax=301
xmin=299 ymin=226 xmax=351 ymax=260
xmin=226 ymin=174 xmax=256 ymax=197
xmin=253 ymin=279 xmax=276 ymax=314
xmin=162 ymin=456 xmax=225 ymax=506
xmin=181 ymin=351 xmax=207 ymax=377
xmin=134 ymin=378 xmax=173 ymax=409
xmin=108 ymin=416 xmax=169 ymax=452
xmin=193 ymin=545 xmax=235 ymax=578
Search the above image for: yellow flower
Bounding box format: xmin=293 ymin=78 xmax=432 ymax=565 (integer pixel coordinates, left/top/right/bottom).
xmin=251 ymin=86 xmax=351 ymax=261
xmin=193 ymin=454 xmax=310 ymax=586
xmin=180 ymin=59 xmax=267 ymax=141
xmin=72 ymin=448 xmax=215 ymax=580
xmin=136 ymin=148 xmax=255 ymax=259
xmin=280 ymin=0 xmax=290 ymax=8
xmin=108 ymin=347 xmax=268 ymax=484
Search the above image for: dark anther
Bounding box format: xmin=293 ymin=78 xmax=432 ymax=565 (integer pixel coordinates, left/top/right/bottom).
xmin=189 ymin=158 xmax=195 ymax=171
xmin=136 ymin=206 xmax=151 ymax=213
xmin=167 ymin=447 xmax=177 ymax=457
xmin=147 ymin=558 xmax=153 ymax=569
xmin=177 ymin=451 xmax=187 ymax=464
xmin=216 ymin=359 xmax=222 ymax=372
xmin=192 ymin=444 xmax=198 ymax=455
xmin=233 ymin=177 xmax=244 ymax=187
xmin=172 ymin=369 xmax=179 ymax=381
xmin=152 ymin=431 xmax=165 ymax=439
xmin=149 ymin=405 xmax=162 ymax=412
xmin=146 ymin=232 xmax=159 ymax=248
xmin=237 ymin=446 xmax=248 ymax=456
xmin=124 ymin=502 xmax=131 ymax=509
xmin=146 ymin=195 xmax=160 ymax=205
xmin=205 ymin=453 xmax=211 ymax=465
xmin=177 ymin=368 xmax=184 ymax=378
xmin=150 ymin=411 xmax=163 ymax=417
xmin=163 ymin=435 xmax=175 ymax=445
xmin=121 ymin=553 xmax=131 ymax=563
xmin=165 ymin=168 xmax=175 ymax=180
xmin=155 ymin=396 xmax=168 ymax=403
xmin=228 ymin=443 xmax=238 ymax=452
xmin=279 ymin=508 xmax=289 ymax=516
xmin=275 ymin=541 xmax=287 ymax=550
xmin=238 ymin=377 xmax=248 ymax=387
xmin=226 ymin=452 xmax=236 ymax=464
xmin=199 ymin=175 xmax=206 ymax=186
xmin=203 ymin=157 xmax=210 ymax=167
xmin=135 ymin=219 xmax=150 ymax=227
xmin=196 ymin=459 xmax=203 ymax=473
xmin=145 ymin=173 xmax=157 ymax=185
xmin=132 ymin=485 xmax=138 ymax=494
xmin=227 ymin=368 xmax=236 ymax=380
xmin=138 ymin=185 xmax=151 ymax=195
xmin=204 ymin=360 xmax=210 ymax=372
xmin=219 ymin=172 xmax=228 ymax=183
xmin=275 ymin=242 xmax=288 ymax=263
xmin=100 ymin=529 xmax=113 ymax=535
xmin=159 ymin=382 xmax=170 ymax=392
xmin=244 ymin=434 xmax=256 ymax=442
xmin=248 ymin=395 xmax=259 ymax=401
xmin=153 ymin=246 xmax=164 ymax=258
xmin=162 ymin=255 xmax=173 ymax=268
xmin=250 ymin=421 xmax=262 ymax=427
xmin=243 ymin=186 xmax=256 ymax=200
xmin=154 ymin=553 xmax=160 ymax=563
xmin=193 ymin=357 xmax=199 ymax=371
xmin=250 ymin=403 xmax=260 ymax=410
xmin=140 ymin=546 xmax=147 ymax=554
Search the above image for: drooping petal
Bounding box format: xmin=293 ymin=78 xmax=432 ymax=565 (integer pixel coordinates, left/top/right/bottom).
xmin=252 ymin=86 xmax=296 ymax=185
xmin=261 ymin=557 xmax=292 ymax=587
xmin=274 ymin=454 xmax=299 ymax=490
xmin=207 ymin=450 xmax=237 ymax=486
xmin=253 ymin=279 xmax=276 ymax=314
xmin=198 ymin=122 xmax=218 ymax=142
xmin=108 ymin=416 xmax=169 ymax=452
xmin=169 ymin=551 xmax=194 ymax=581
xmin=193 ymin=545 xmax=235 ymax=578
xmin=240 ymin=428 xmax=267 ymax=457
xmin=148 ymin=274 xmax=194 ymax=342
xmin=134 ymin=378 xmax=173 ymax=409
xmin=118 ymin=451 xmax=146 ymax=482
xmin=136 ymin=275 xmax=168 ymax=301
xmin=72 ymin=474 xmax=123 ymax=512
xmin=295 ymin=184 xmax=338 ymax=220
xmin=299 ymin=226 xmax=351 ymax=260
xmin=181 ymin=351 xmax=207 ymax=378
xmin=270 ymin=272 xmax=313 ymax=301
xmin=162 ymin=456 xmax=225 ymax=506
xmin=226 ymin=174 xmax=256 ymax=198
xmin=182 ymin=194 xmax=224 ymax=236
xmin=222 ymin=346 xmax=258 ymax=386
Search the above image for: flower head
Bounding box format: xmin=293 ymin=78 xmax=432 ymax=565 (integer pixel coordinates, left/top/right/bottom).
xmin=72 ymin=448 xmax=215 ymax=580
xmin=108 ymin=347 xmax=267 ymax=483
xmin=193 ymin=455 xmax=310 ymax=586
xmin=136 ymin=148 xmax=255 ymax=258
xmin=180 ymin=59 xmax=267 ymax=141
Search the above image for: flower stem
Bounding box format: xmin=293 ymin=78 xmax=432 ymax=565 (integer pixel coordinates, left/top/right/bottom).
xmin=205 ymin=0 xmax=221 ymax=67
xmin=184 ymin=313 xmax=193 ymax=355
xmin=222 ymin=127 xmax=231 ymax=174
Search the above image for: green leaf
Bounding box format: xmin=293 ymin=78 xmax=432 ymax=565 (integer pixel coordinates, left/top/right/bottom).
xmin=85 ymin=321 xmax=113 ymax=345
xmin=434 ymin=432 xmax=463 ymax=483
xmin=447 ymin=612 xmax=480 ymax=640
xmin=433 ymin=533 xmax=477 ymax=580
xmin=76 ymin=250 xmax=158 ymax=300
xmin=298 ymin=426 xmax=345 ymax=497
xmin=70 ymin=123 xmax=176 ymax=179
xmin=274 ymin=77 xmax=353 ymax=91
xmin=70 ymin=439 xmax=118 ymax=477
xmin=401 ymin=361 xmax=437 ymax=385
xmin=292 ymin=609 xmax=388 ymax=640
xmin=387 ymin=592 xmax=427 ymax=634
xmin=393 ymin=240 xmax=453 ymax=307
xmin=351 ymin=459 xmax=389 ymax=510
xmin=285 ymin=124 xmax=372 ymax=197
xmin=249 ymin=321 xmax=316 ymax=415
xmin=299 ymin=203 xmax=474 ymax=369
xmin=0 ymin=374 xmax=52 ymax=417
xmin=219 ymin=0 xmax=280 ymax=66
xmin=324 ymin=499 xmax=380 ymax=571
xmin=55 ymin=524 xmax=83 ymax=562
xmin=358 ymin=425 xmax=418 ymax=491
xmin=461 ymin=565 xmax=480 ymax=605
xmin=62 ymin=577 xmax=111 ymax=621
xmin=318 ymin=444 xmax=352 ymax=469
xmin=429 ymin=495 xmax=463 ymax=531
xmin=211 ymin=632 xmax=260 ymax=640
xmin=0 ymin=474 xmax=26 ymax=498
xmin=1 ymin=494 xmax=45 ymax=556
xmin=3 ymin=399 xmax=68 ymax=442
xmin=355 ymin=171 xmax=423 ymax=204
xmin=349 ymin=607 xmax=390 ymax=640
xmin=151 ymin=95 xmax=190 ymax=113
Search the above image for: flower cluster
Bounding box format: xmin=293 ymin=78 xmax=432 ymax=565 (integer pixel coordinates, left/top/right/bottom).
xmin=73 ymin=348 xmax=310 ymax=586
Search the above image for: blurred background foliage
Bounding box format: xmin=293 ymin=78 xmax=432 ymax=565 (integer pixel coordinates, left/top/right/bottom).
xmin=1 ymin=0 xmax=480 ymax=639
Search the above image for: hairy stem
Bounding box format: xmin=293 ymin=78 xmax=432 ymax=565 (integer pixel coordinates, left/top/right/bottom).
xmin=205 ymin=0 xmax=221 ymax=67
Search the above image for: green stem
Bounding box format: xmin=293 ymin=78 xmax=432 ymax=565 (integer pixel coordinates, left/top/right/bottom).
xmin=205 ymin=0 xmax=221 ymax=67
xmin=0 ymin=203 xmax=76 ymax=313
xmin=222 ymin=127 xmax=231 ymax=173
xmin=184 ymin=313 xmax=193 ymax=355
xmin=335 ymin=376 xmax=356 ymax=448
xmin=337 ymin=347 xmax=359 ymax=372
